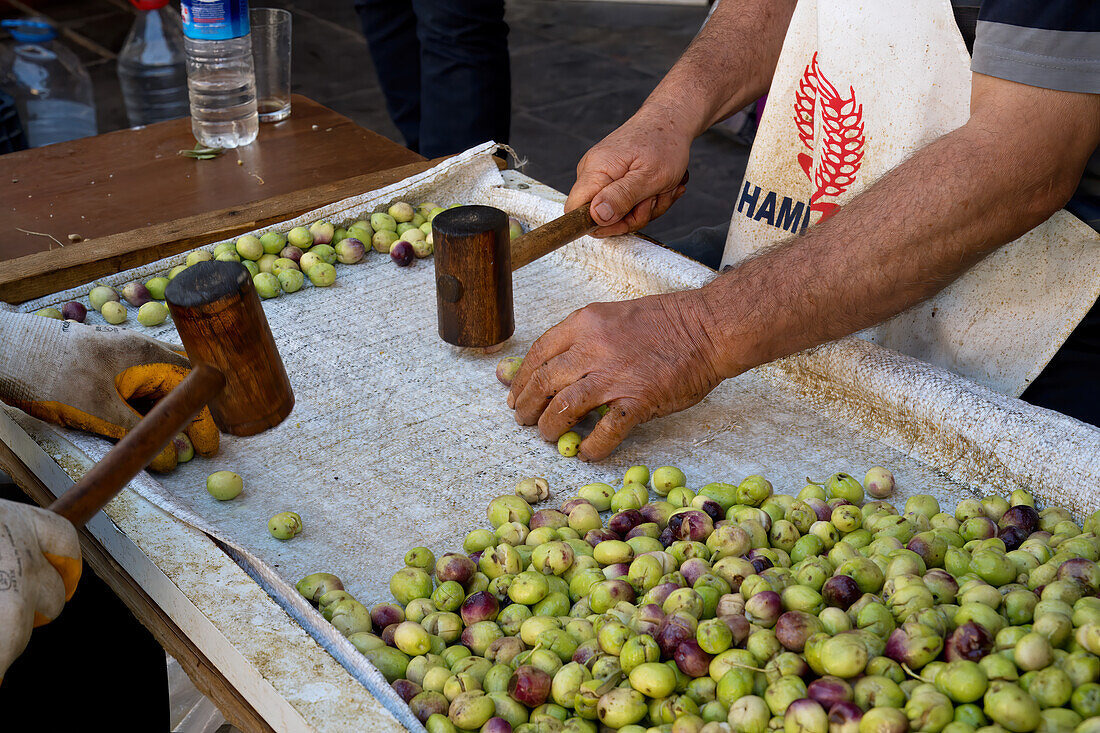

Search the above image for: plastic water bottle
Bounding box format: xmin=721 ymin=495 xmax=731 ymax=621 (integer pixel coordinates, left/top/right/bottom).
xmin=180 ymin=0 xmax=258 ymax=148
xmin=117 ymin=0 xmax=189 ymax=127
xmin=0 ymin=19 xmax=97 ymax=147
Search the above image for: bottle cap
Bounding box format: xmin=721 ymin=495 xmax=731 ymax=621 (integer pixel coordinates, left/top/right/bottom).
xmin=1 ymin=19 xmax=58 ymax=43
xmin=130 ymin=0 xmax=170 ymax=9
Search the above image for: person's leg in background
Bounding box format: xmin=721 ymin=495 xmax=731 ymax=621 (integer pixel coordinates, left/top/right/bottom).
xmin=0 ymin=481 xmax=169 ymax=730
xmin=412 ymin=0 xmax=510 ymax=158
xmin=354 ymin=0 xmax=424 ymax=153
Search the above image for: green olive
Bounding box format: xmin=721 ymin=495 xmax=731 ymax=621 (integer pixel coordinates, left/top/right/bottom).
xmin=205 ymin=470 xmax=243 ymax=500
xmin=557 ymin=431 xmax=582 ymax=457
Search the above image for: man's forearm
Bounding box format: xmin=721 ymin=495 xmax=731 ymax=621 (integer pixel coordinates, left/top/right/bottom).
xmin=640 ymin=0 xmax=796 ymax=139
xmin=697 ymin=77 xmax=1100 ymax=378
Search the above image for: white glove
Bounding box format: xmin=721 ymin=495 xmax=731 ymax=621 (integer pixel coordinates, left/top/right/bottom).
xmin=0 ymin=312 xmax=219 ymax=471
xmin=0 ymin=498 xmax=81 ymax=681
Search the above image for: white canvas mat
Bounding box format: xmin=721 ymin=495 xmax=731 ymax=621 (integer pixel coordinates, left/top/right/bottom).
xmin=7 ymin=143 xmax=1100 ymax=730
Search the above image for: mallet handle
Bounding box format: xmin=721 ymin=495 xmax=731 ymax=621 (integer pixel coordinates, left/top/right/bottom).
xmin=49 ymin=364 xmax=226 ymax=527
xmin=510 ymin=205 xmax=596 ymax=272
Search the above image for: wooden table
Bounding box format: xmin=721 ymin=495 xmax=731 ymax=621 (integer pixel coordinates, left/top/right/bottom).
xmin=0 ymin=97 xmax=437 ymax=731
xmin=0 ymin=94 xmax=435 ymax=303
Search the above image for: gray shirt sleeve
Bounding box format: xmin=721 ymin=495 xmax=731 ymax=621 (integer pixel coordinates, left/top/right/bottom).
xmin=972 ymin=21 xmax=1100 ymax=93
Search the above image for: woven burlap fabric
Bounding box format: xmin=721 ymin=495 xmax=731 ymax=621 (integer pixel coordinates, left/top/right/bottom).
xmin=6 ymin=143 xmax=1098 ymax=729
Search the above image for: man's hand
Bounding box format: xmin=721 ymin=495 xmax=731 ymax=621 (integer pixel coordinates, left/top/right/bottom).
xmin=507 ymin=291 xmax=727 ymax=460
xmin=0 ymin=499 xmax=81 ymax=681
xmin=562 ymin=0 xmax=796 ymax=236
xmin=565 ymin=107 xmax=692 ymax=237
xmin=0 ymin=312 xmax=218 ymax=471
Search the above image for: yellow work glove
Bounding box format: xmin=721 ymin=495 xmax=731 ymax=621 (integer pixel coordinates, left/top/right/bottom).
xmin=0 ymin=312 xmax=219 ymax=471
xmin=0 ymin=498 xmax=81 ymax=683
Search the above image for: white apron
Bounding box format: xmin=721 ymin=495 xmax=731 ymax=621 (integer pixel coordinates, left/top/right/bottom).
xmin=720 ymin=0 xmax=1100 ymax=397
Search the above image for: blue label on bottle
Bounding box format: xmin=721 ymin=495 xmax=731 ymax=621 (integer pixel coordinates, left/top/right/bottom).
xmin=181 ymin=0 xmax=250 ymax=40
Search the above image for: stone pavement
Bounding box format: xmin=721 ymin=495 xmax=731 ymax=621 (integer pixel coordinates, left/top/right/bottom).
xmin=1 ymin=0 xmax=749 ymax=268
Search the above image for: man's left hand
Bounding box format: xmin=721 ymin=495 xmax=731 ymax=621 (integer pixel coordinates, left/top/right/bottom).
xmin=507 ymin=292 xmax=727 ymax=460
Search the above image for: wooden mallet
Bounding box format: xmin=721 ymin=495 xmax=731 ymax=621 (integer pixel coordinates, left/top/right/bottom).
xmin=48 ymin=261 xmax=295 ymax=526
xmin=433 ymin=204 xmax=597 ymax=347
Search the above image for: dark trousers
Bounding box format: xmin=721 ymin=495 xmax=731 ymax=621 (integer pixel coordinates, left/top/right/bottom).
xmin=0 ymin=484 xmax=169 ymax=731
xmin=354 ymin=0 xmax=511 ymax=158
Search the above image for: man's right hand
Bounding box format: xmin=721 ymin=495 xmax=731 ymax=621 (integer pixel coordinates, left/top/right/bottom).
xmin=0 ymin=499 xmax=81 ymax=681
xmin=565 ymin=105 xmax=693 ymax=237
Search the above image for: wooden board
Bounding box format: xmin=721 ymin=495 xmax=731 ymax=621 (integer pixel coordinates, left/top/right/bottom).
xmin=0 ymin=95 xmax=422 ymax=262
xmin=0 ymin=157 xmax=444 ymax=304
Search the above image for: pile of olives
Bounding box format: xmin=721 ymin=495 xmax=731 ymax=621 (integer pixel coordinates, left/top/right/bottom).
xmin=297 ymin=466 xmax=1100 ymax=733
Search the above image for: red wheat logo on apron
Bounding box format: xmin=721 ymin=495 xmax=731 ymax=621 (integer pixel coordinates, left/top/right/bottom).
xmin=794 ymin=53 xmax=865 ymax=223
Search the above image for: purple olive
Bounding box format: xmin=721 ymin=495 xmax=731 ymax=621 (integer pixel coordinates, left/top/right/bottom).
xmin=680 ymin=558 xmax=712 ymax=587
xmin=335 ymin=237 xmax=366 ymax=264
xmin=530 ymin=509 xmax=568 ymax=530
xmin=481 ymin=718 xmax=512 ymax=733
xmin=560 ymin=498 xmax=592 ymax=515
xmin=626 ymin=523 xmax=658 ymax=540
xmin=469 ymin=550 xmax=483 ymax=564
xmin=676 ymin=510 xmax=714 ymax=542
xmin=408 ymin=691 xmax=448 ymax=722
xmin=390 ymin=241 xmax=414 ymax=266
xmin=674 ymin=639 xmax=713 ymax=677
xmin=804 ymin=497 xmax=832 ymax=522
xmin=436 ymin=553 xmax=477 ymax=585
xmin=280 ymin=245 xmax=304 ymax=263
xmin=460 ymin=591 xmax=499 ymax=625
xmin=648 ymin=582 xmax=680 ymax=607
xmin=828 ymin=700 xmax=863 ymax=733
xmin=371 ymin=602 xmax=405 ymax=631
xmin=656 ymin=613 xmax=696 ymax=658
xmin=906 ymin=533 xmax=945 ymax=568
xmin=999 ymin=505 xmax=1040 ymax=534
xmin=775 ymin=611 xmax=823 ymax=652
xmin=998 ymin=525 xmax=1027 ymax=551
xmin=392 ymin=678 xmax=422 ymax=702
xmin=1058 ymin=558 xmax=1100 ymax=591
xmin=573 ymin=639 xmax=600 ymax=668
xmin=586 ymin=529 xmax=619 ymax=547
xmin=944 ymin=621 xmax=994 ymax=662
xmin=786 ymin=698 xmax=828 ymax=733
xmin=722 ymin=613 xmax=751 ymax=644
xmin=604 ymin=562 xmax=630 ymax=580
xmin=822 ymin=575 xmax=862 ymax=610
xmin=61 ymin=301 xmax=87 ymax=322
xmin=121 ymin=280 xmax=152 ymax=307
xmin=808 ymin=677 xmax=854 ymax=709
xmin=658 ymin=527 xmax=677 ymax=547
xmin=381 ymin=623 xmax=398 ymax=647
xmin=696 ymin=499 xmax=724 ymax=523
xmin=609 ymin=510 xmax=644 ymax=537
xmin=745 ymin=591 xmax=782 ymax=627
xmin=667 ymin=513 xmax=685 ymax=536
xmin=639 ymin=503 xmax=670 ymax=526
xmin=750 ymin=557 xmax=773 ymax=574
xmin=884 ymin=622 xmax=943 ymax=668
xmin=507 ymin=665 xmax=551 ymax=707
xmin=631 ymin=604 xmax=666 ymax=636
